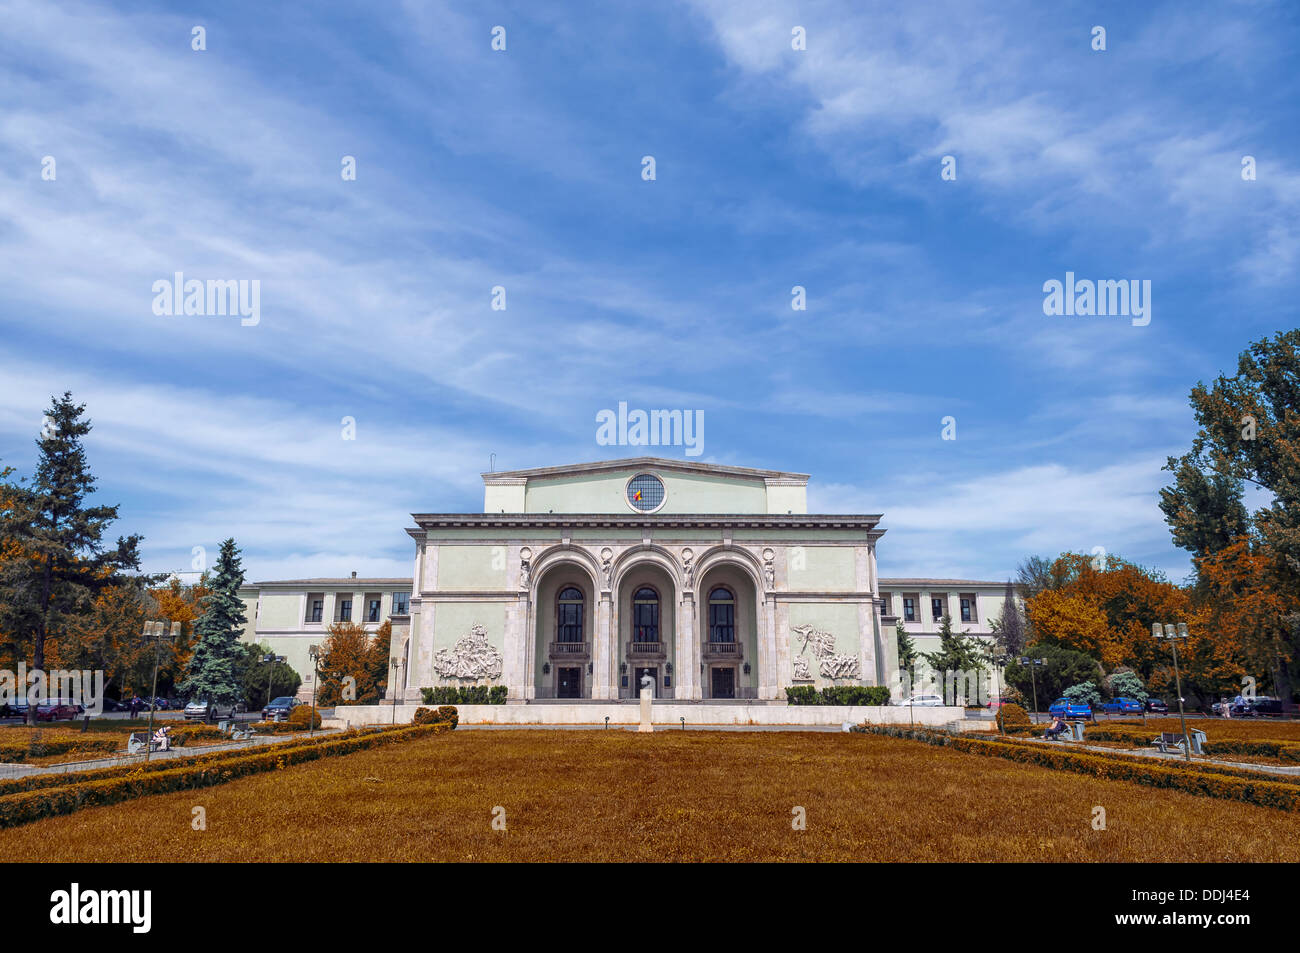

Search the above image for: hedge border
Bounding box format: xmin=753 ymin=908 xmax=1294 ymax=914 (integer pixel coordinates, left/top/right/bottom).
xmin=0 ymin=723 xmax=451 ymax=829
xmin=857 ymin=724 xmax=1300 ymax=812
xmin=0 ymin=726 xmax=406 ymax=799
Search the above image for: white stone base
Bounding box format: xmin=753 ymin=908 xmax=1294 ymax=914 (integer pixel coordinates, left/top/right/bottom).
xmin=327 ymin=703 xmax=973 ymax=730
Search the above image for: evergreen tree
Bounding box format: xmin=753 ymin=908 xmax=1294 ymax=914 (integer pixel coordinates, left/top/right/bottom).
xmin=990 ymin=580 xmax=1026 ymax=655
xmin=895 ymin=620 xmax=918 ymax=677
xmin=922 ymin=614 xmax=985 ymax=705
xmin=178 ymin=538 xmax=246 ymax=708
xmin=0 ymin=393 xmax=141 ymax=720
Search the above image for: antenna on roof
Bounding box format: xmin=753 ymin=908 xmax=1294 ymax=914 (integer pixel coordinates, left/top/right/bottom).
xmin=489 ymin=452 xmax=496 ymax=472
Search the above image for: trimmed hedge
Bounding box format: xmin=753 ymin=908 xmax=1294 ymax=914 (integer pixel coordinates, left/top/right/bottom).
xmin=784 ymin=686 xmax=891 ymax=706
xmin=413 ymin=706 xmax=459 ymax=728
xmin=419 ymin=686 xmax=507 ymax=705
xmin=858 ymin=724 xmax=1300 ymax=812
xmin=0 ymin=736 xmax=119 ymax=763
xmin=996 ymin=704 xmax=1031 ymax=731
xmin=288 ymin=705 xmax=322 ymax=729
xmin=0 ymin=723 xmax=450 ymax=829
xmin=0 ymin=728 xmax=380 ymax=798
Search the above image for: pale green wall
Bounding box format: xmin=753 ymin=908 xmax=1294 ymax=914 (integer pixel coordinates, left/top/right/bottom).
xmin=524 ymin=469 xmax=767 ymax=514
xmin=436 ymin=545 xmax=508 ymax=590
xmin=787 ymin=547 xmax=855 ymax=592
xmin=430 ymin=601 xmax=508 ymax=659
xmin=258 ymin=593 xmax=302 ymax=629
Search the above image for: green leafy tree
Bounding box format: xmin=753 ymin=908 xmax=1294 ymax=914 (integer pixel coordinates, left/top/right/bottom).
xmin=239 ymin=643 xmax=301 ymax=708
xmin=1107 ymin=669 xmax=1148 ymax=702
xmin=1159 ymin=329 xmax=1300 ymax=705
xmin=1062 ymin=680 xmax=1102 ymax=708
xmin=1004 ymin=644 xmax=1103 ymax=712
xmin=178 ymin=538 xmax=247 ymax=709
xmin=0 ymin=393 xmax=142 ymax=721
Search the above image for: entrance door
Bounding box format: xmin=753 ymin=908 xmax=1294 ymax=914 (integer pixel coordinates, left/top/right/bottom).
xmin=634 ymin=667 xmax=658 ymax=698
xmin=711 ymin=667 xmax=735 ymax=699
xmin=557 ymin=667 xmax=582 ymax=699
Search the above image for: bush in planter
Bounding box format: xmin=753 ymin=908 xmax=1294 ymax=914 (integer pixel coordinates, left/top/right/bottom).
xmin=419 ymin=686 xmax=507 ymax=705
xmin=287 ymin=705 xmax=322 ymax=730
xmin=996 ymin=703 xmax=1031 ymax=731
xmin=785 ymin=686 xmax=820 ymax=705
xmin=412 ymin=706 xmax=459 ymax=728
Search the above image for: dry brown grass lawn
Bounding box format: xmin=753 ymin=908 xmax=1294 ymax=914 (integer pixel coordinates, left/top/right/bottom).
xmin=3 ymin=729 xmax=1297 ymax=862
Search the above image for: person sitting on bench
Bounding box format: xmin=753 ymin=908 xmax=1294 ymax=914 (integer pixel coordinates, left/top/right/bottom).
xmin=1044 ymin=715 xmax=1068 ymax=740
xmin=152 ymin=724 xmax=172 ymax=752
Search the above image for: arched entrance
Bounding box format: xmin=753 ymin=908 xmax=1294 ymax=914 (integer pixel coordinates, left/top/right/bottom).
xmin=696 ymin=562 xmax=760 ymax=699
xmin=532 ymin=561 xmax=598 ymax=699
xmin=614 ymin=560 xmax=677 ymax=699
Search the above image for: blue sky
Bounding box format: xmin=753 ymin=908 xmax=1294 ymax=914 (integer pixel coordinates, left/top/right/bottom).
xmin=1 ymin=0 xmax=1297 ymax=584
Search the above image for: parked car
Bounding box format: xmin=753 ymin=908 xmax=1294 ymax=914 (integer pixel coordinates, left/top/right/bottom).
xmin=1101 ymin=696 xmax=1143 ymax=714
xmin=35 ymin=700 xmax=82 ymax=721
xmin=1145 ymin=698 xmax=1168 ymax=714
xmin=1048 ymin=697 xmax=1093 ymax=720
xmin=1233 ymin=696 xmax=1284 ymax=717
xmin=183 ymin=698 xmax=238 ymax=721
xmin=97 ymin=697 xmax=127 ymax=713
xmin=262 ymin=696 xmax=302 ymax=720
xmin=891 ymin=694 xmax=946 ymax=707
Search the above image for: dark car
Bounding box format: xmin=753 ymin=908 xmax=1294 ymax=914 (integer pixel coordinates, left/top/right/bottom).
xmin=1243 ymin=696 xmax=1283 ymax=716
xmin=262 ymin=696 xmax=301 ymax=721
xmin=1145 ymin=698 xmax=1168 ymax=713
xmin=97 ymin=697 xmax=127 ymax=713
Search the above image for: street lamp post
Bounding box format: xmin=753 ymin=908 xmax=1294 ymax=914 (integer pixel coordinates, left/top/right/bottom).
xmin=1019 ymin=657 xmax=1047 ymax=723
xmin=992 ymin=654 xmax=1009 ymax=734
xmin=390 ymin=658 xmax=401 ymax=724
xmin=262 ymin=654 xmax=285 ymax=719
xmin=308 ymin=644 xmax=321 ymax=738
xmin=141 ymin=621 xmax=178 ymax=764
xmin=1154 ymin=622 xmax=1193 ymax=762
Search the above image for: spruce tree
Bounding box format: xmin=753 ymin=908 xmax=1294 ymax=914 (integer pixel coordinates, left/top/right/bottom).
xmin=0 ymin=393 xmax=141 ymax=720
xmin=179 ymin=538 xmax=247 ymax=707
xmin=922 ymin=614 xmax=984 ymax=705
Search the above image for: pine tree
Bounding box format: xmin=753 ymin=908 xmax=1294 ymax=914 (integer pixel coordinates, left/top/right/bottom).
xmin=0 ymin=393 xmax=141 ymax=720
xmin=990 ymin=580 xmax=1026 ymax=655
xmin=922 ymin=614 xmax=985 ymax=705
xmin=178 ymin=538 xmax=247 ymax=708
xmin=895 ymin=620 xmax=917 ymax=673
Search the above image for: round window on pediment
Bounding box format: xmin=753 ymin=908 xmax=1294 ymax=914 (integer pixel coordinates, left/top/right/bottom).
xmin=625 ymin=473 xmax=666 ymax=513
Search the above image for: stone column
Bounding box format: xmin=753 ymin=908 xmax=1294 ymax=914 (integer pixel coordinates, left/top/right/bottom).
xmin=676 ymin=591 xmax=700 ymax=700
xmin=593 ymin=591 xmax=614 ymax=699
xmin=771 ymin=595 xmax=789 ymax=699
xmin=760 ymin=593 xmax=782 ymax=699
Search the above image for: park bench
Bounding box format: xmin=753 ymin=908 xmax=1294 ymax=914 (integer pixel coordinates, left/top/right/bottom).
xmin=127 ymin=732 xmax=169 ymax=755
xmin=1152 ymin=730 xmax=1206 ymax=756
xmin=1042 ymin=721 xmax=1085 ymax=742
xmin=230 ymin=723 xmax=254 ymax=741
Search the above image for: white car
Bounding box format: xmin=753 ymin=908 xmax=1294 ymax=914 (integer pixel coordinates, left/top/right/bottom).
xmin=892 ymin=694 xmax=946 ymax=707
xmin=183 ymin=698 xmax=238 ymax=720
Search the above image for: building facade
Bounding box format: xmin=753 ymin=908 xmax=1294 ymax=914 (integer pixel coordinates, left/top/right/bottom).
xmin=237 ymin=575 xmax=411 ymax=698
xmin=239 ymin=458 xmax=1018 ymax=706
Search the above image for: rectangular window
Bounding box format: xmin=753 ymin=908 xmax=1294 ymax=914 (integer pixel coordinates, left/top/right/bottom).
xmin=903 ymin=598 xmax=916 ymax=622
xmin=306 ymin=593 xmax=324 ymax=624
xmin=392 ymin=592 xmax=410 ymax=615
xmin=931 ymin=597 xmax=944 ymax=621
xmin=367 ymin=599 xmax=381 ymax=623
xmin=338 ymin=599 xmax=352 ymax=623
xmin=879 ymin=592 xmax=890 ymax=613
xmin=961 ymin=597 xmax=974 ymax=623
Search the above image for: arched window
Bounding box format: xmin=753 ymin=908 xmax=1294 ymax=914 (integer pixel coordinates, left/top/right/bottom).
xmin=708 ymin=586 xmax=735 ymax=643
xmin=632 ymin=586 xmax=659 ymax=642
xmin=557 ymin=586 xmax=584 ymax=642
